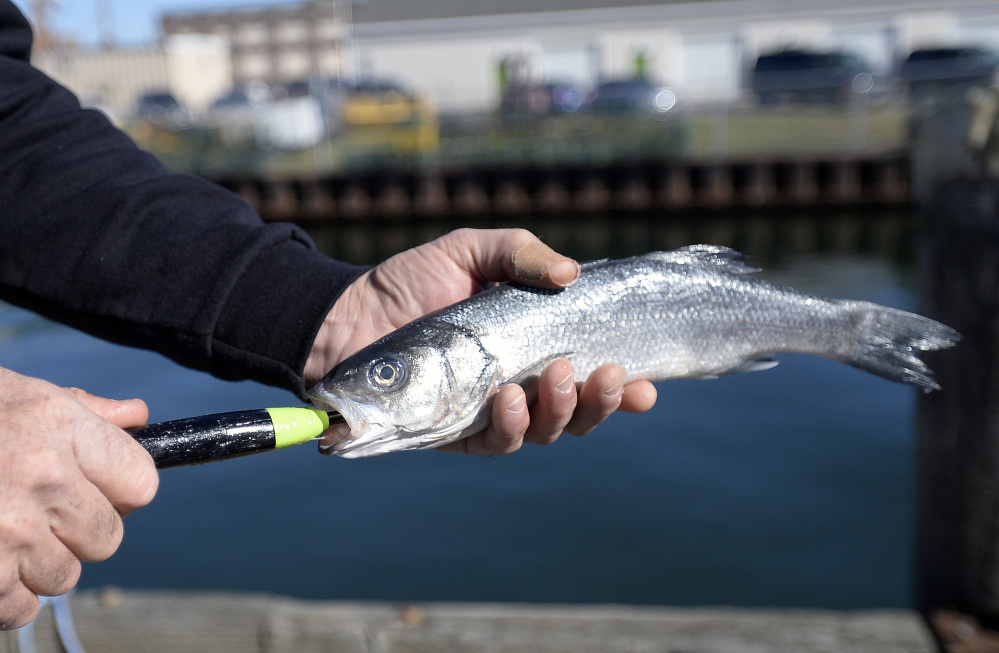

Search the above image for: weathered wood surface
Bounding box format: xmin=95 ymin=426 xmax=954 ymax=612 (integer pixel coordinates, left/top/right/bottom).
xmin=2 ymin=590 xmax=933 ymax=653
xmin=917 ymin=179 xmax=999 ymax=623
xmin=913 ymin=89 xmax=999 ymax=652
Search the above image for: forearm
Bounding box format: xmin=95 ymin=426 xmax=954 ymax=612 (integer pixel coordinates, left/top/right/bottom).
xmin=0 ymin=3 xmax=364 ymax=394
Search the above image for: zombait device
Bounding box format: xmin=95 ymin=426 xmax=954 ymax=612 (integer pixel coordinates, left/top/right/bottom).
xmin=127 ymin=407 xmax=341 ymax=469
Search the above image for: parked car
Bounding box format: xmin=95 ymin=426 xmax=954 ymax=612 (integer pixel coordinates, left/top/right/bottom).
xmin=586 ymin=79 xmax=677 ymax=117
xmin=136 ymin=92 xmax=192 ymax=129
xmin=500 ymin=82 xmax=583 ymax=115
xmin=206 ymin=83 xmax=273 ymax=144
xmin=900 ymin=46 xmax=999 ymax=98
xmin=751 ymin=49 xmax=875 ymax=104
xmin=338 ymin=78 xmax=424 ymax=127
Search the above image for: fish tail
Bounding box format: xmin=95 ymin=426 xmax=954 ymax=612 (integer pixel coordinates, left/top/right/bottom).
xmin=846 ymin=305 xmax=960 ymax=392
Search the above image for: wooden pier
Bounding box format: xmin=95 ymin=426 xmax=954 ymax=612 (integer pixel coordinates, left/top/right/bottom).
xmin=3 ymin=590 xmax=934 ymax=653
xmin=215 ymin=153 xmax=911 ymax=221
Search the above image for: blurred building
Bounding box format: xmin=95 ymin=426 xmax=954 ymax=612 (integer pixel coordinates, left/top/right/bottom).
xmin=32 ymin=34 xmax=231 ymax=122
xmin=31 ymin=0 xmax=999 ymax=120
xmin=162 ymin=1 xmax=352 ymax=85
xmin=159 ymin=0 xmax=999 ymax=113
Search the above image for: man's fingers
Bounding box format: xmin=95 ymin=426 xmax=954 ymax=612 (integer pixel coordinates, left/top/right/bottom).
xmin=564 ymin=363 xmax=627 ymax=436
xmin=47 ymin=473 xmax=125 ymax=562
xmin=70 ymin=424 xmax=158 ymax=515
xmin=7 ymin=443 xmax=126 ymax=562
xmin=436 ymin=384 xmax=527 ymax=455
xmin=66 ymin=389 xmax=149 ymax=429
xmin=18 ymin=533 xmax=81 ymax=598
xmin=56 ymin=391 xmax=159 ymax=515
xmin=59 ymin=386 xmax=157 ymax=513
xmin=524 ymin=359 xmax=577 ymax=445
xmin=619 ymin=380 xmax=658 ymax=413
xmin=0 ymin=577 xmax=39 ymax=630
xmin=0 ymin=372 xmax=157 ymax=631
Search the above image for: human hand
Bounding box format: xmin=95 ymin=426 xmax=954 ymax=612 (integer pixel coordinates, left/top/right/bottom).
xmin=304 ymin=228 xmax=657 ymax=455
xmin=0 ymin=369 xmax=158 ymax=630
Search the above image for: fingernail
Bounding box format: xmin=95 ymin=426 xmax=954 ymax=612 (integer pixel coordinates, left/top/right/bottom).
xmin=506 ymin=395 xmax=527 ymax=415
xmin=546 ymin=259 xmax=581 ymax=288
xmin=556 ymin=370 xmax=575 ymax=394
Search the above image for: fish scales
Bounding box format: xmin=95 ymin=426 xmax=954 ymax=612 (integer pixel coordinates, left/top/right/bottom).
xmin=309 ymin=245 xmax=960 ymax=457
xmin=442 ymin=256 xmax=852 ymax=383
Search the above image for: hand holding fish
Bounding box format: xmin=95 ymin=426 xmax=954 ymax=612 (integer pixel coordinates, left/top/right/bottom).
xmin=0 ymin=368 xmax=158 ymax=629
xmin=304 ymin=228 xmax=657 ymax=455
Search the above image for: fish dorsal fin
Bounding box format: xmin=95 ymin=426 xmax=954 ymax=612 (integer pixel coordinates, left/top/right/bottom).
xmin=643 ymin=245 xmax=761 ymax=274
xmin=580 ymin=259 xmax=609 ymax=272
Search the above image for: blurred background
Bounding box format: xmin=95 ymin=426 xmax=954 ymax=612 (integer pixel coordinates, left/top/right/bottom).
xmin=10 ymin=0 xmax=999 ymax=183
xmin=5 ymin=0 xmax=999 ymax=622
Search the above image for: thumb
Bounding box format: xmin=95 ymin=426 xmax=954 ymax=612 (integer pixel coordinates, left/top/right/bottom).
xmin=444 ymin=228 xmax=580 ymax=290
xmin=65 ymin=388 xmax=150 ymax=429
xmin=508 ymin=239 xmax=581 ymax=289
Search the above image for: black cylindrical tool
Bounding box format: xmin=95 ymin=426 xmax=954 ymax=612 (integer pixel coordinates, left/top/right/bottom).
xmin=127 ymin=407 xmax=339 ymax=469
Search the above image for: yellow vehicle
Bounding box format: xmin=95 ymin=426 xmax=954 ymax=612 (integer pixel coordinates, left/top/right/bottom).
xmin=338 ymin=79 xmax=438 ymax=154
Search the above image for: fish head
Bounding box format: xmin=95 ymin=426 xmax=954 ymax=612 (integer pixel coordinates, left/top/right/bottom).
xmin=308 ymin=323 xmax=501 ymax=457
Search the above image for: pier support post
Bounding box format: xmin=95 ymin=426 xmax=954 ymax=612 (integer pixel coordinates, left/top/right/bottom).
xmin=261 ymin=181 xmax=297 ymax=219
xmin=375 ymin=183 xmax=411 ymax=216
xmin=659 ymin=166 xmax=692 ymax=207
xmin=787 ymin=162 xmax=819 ymax=204
xmin=575 ymin=177 xmax=610 ymax=211
xmin=700 ymin=165 xmax=734 ymax=207
xmin=300 ymin=180 xmax=334 ymax=219
xmin=742 ymin=163 xmax=777 ymax=207
xmin=917 ymin=179 xmax=999 ymax=652
xmin=826 ymin=161 xmax=862 ymax=204
xmin=452 ymin=179 xmax=489 ymax=214
xmin=338 ymin=184 xmax=372 ymax=218
xmin=413 ymin=174 xmax=449 ymax=215
xmin=494 ymin=180 xmax=532 ymax=213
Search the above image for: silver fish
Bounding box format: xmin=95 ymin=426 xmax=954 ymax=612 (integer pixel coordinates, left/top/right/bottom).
xmin=308 ymin=245 xmax=959 ymax=458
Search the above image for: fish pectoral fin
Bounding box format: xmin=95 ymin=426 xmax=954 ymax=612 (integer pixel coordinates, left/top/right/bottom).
xmin=693 ymin=357 xmax=780 ymax=379
xmin=720 ymin=357 xmax=781 ymax=376
xmin=729 ymin=357 xmax=780 ymax=374
xmin=506 ymin=352 xmax=574 ymax=402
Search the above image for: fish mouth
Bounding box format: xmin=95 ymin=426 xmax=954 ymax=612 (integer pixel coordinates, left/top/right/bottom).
xmin=307 ymin=386 xmax=410 ymax=458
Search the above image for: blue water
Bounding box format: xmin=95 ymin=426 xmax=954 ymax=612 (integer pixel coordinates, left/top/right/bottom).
xmin=0 ymin=215 xmax=921 ymax=609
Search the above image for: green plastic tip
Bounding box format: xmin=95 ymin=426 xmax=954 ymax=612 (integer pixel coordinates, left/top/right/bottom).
xmin=266 ymin=407 xmax=331 ymax=449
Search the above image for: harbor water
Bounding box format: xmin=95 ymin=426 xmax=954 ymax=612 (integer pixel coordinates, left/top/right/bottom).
xmin=0 ymin=210 xmax=922 ymax=610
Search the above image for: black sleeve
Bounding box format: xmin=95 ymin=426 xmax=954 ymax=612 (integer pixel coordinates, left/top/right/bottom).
xmin=0 ymin=2 xmax=366 ymax=397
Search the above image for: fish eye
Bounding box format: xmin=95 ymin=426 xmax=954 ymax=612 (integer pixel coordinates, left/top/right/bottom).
xmin=369 ymin=358 xmax=407 ymax=389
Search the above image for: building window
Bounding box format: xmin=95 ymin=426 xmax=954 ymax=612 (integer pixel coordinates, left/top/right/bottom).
xmin=237 ymin=23 xmax=269 ymax=46
xmin=240 ymin=52 xmax=272 ymax=79
xmin=277 ymin=20 xmax=309 ymax=44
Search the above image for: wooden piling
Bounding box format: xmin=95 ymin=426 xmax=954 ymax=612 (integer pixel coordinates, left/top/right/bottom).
xmin=917 ymin=178 xmax=999 ymax=652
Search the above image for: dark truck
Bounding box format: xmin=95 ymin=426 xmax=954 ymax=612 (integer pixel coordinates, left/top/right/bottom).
xmin=751 ymin=49 xmax=874 ymax=104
